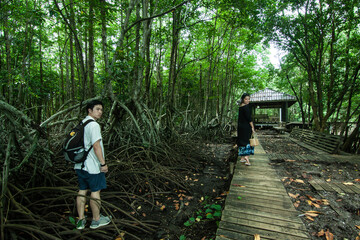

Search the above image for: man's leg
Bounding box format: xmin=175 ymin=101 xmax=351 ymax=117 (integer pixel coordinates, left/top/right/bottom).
xmin=90 ymin=190 xmax=101 ymax=221
xmin=77 ymin=189 xmax=88 ymax=220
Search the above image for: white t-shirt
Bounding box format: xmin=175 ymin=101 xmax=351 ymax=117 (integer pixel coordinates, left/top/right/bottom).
xmin=74 ymin=116 xmax=104 ymax=174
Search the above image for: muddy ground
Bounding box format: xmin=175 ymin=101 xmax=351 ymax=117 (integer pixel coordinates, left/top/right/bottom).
xmin=258 ymin=129 xmax=360 ymax=240
xmin=133 ymin=142 xmax=237 ymax=240
xmin=101 ymin=129 xmax=360 ymax=240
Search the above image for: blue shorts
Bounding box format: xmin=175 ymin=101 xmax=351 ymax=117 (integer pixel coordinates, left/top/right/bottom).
xmin=76 ymin=169 xmax=107 ymax=192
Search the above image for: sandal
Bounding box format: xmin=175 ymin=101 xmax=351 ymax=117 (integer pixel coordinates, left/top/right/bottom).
xmin=240 ymin=159 xmax=246 ymax=163
xmin=245 ymin=162 xmax=251 ymax=166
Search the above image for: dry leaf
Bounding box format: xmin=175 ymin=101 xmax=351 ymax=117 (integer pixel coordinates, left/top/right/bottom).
xmin=326 ymin=178 xmax=331 ymax=182
xmin=201 ymin=237 xmax=206 ymax=240
xmin=343 ymin=182 xmax=354 ymax=186
xmin=232 ymin=184 xmax=246 ymax=187
xmin=307 ymin=195 xmax=316 ymax=201
xmin=294 ymin=179 xmax=305 ymax=184
xmin=115 ymin=232 xmax=126 ymax=240
xmin=325 ymin=229 xmax=334 ymax=240
xmin=254 ymin=234 xmax=261 ymax=240
xmin=306 ymin=215 xmax=314 ymax=221
xmin=160 ymin=205 xmax=166 ymax=211
xmin=312 ymin=203 xmax=321 ymax=208
xmin=184 ymin=202 xmax=189 ymax=206
xmin=355 ymin=225 xmax=360 ymax=230
xmin=354 ymin=179 xmax=360 ymax=182
xmin=285 ymin=159 xmax=296 ymax=162
xmin=305 ymin=212 xmax=319 ymax=217
xmin=317 ymin=229 xmax=325 ymax=237
xmin=289 ymin=193 xmax=299 ymax=199
xmin=294 ymin=201 xmax=300 ymax=208
xmin=174 ymin=203 xmax=179 ymax=210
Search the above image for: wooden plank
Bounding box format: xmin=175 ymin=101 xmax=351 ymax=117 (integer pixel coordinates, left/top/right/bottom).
xmin=217 ymin=228 xmax=271 ymax=240
xmin=221 ymin=215 xmax=308 ymax=237
xmin=230 ymin=187 xmax=289 ymax=198
xmin=333 ymin=182 xmax=355 ymax=194
xmin=224 ymin=203 xmax=302 ymax=221
xmin=222 ymin=211 xmax=307 ymax=231
xmin=228 ymin=190 xmax=293 ymax=203
xmin=327 ymin=182 xmax=344 ymax=194
xmin=346 ymin=184 xmax=360 ymax=194
xmin=225 ymin=195 xmax=295 ymax=212
xmin=229 ymin=185 xmax=288 ymax=196
xmin=309 ymin=179 xmax=325 ymax=191
xmin=230 ymin=179 xmax=285 ymax=191
xmin=218 ymin=221 xmax=309 ymax=240
xmin=312 ymin=178 xmax=334 ymax=192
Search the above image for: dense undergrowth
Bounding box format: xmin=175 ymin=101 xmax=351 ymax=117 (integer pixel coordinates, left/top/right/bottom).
xmin=0 ymin=99 xmax=233 ymax=240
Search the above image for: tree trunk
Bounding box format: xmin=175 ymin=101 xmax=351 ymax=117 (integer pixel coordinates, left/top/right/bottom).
xmin=88 ymin=0 xmax=95 ymax=97
xmin=168 ymin=8 xmax=180 ymax=110
xmin=142 ymin=0 xmax=152 ymax=105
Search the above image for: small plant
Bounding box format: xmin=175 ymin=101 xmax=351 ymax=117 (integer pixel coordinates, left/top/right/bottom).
xmin=183 ymin=197 xmax=222 ymax=227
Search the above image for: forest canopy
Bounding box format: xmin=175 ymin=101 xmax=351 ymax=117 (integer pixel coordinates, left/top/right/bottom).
xmin=0 ymin=0 xmax=359 ymax=239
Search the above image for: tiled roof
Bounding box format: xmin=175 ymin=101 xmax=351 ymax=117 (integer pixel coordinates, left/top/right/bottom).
xmin=250 ymin=88 xmax=296 ymax=103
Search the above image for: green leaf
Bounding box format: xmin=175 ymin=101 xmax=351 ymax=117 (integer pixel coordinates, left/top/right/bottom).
xmin=180 ymin=235 xmax=186 ymax=240
xmin=210 ymin=204 xmax=222 ymax=210
xmin=213 ymin=211 xmax=222 ymax=217
xmin=205 ymin=208 xmax=213 ymax=213
xmin=69 ymin=216 xmax=76 ymax=225
xmin=237 ymin=196 xmax=242 ymax=200
xmin=206 ymin=213 xmax=214 ymax=219
xmin=184 ymin=220 xmax=193 ymax=227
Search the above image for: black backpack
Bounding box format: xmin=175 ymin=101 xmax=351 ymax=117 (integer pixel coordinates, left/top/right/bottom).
xmin=63 ymin=119 xmax=94 ymax=167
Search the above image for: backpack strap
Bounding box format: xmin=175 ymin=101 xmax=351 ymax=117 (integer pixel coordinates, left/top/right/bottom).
xmin=81 ymin=119 xmax=95 ymax=169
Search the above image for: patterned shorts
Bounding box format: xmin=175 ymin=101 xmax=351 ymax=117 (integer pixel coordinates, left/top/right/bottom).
xmin=238 ymin=144 xmax=254 ymax=156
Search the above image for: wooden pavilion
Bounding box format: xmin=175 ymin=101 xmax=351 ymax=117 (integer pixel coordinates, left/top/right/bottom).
xmin=247 ymin=88 xmax=297 ymax=126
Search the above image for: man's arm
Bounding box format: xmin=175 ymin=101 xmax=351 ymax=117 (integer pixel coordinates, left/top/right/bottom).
xmin=93 ymin=140 xmax=108 ymax=172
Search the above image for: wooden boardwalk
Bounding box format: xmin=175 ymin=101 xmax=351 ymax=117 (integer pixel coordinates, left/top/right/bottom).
xmin=216 ymin=144 xmax=310 ymax=240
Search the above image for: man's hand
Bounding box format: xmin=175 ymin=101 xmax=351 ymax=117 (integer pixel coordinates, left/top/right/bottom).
xmin=100 ymin=165 xmax=108 ymax=173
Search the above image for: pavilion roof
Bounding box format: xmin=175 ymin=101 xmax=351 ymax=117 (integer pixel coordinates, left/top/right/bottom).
xmin=238 ymin=88 xmax=297 ymax=108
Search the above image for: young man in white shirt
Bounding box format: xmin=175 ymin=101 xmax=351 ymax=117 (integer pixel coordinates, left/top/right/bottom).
xmin=75 ymin=100 xmax=111 ymax=229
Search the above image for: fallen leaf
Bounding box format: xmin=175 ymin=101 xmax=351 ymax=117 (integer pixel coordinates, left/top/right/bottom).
xmin=354 ymin=179 xmax=360 ymax=182
xmin=294 ymin=179 xmax=305 ymax=184
xmin=326 ymin=178 xmax=331 ymax=182
xmin=355 ymin=225 xmax=360 ymax=230
xmin=305 ymin=212 xmax=318 ymax=217
xmin=343 ymin=182 xmax=354 ymax=186
xmin=317 ymin=229 xmax=325 ymax=237
xmin=289 ymin=193 xmax=300 ymax=199
xmin=184 ymin=202 xmax=189 ymax=206
xmin=160 ymin=205 xmax=166 ymax=211
xmin=175 ymin=203 xmax=179 ymax=210
xmin=285 ymin=159 xmax=296 ymax=162
xmin=306 ymin=215 xmax=314 ymax=221
xmin=306 ymin=195 xmax=317 ymax=201
xmin=325 ymin=229 xmax=334 ymax=240
xmin=254 ymin=234 xmax=261 ymax=240
xmin=232 ymin=184 xmax=246 ymax=187
xmin=142 ymin=213 xmax=146 ymax=217
xmin=115 ymin=232 xmax=125 ymax=240
xmin=293 ymin=201 xmax=300 ymax=208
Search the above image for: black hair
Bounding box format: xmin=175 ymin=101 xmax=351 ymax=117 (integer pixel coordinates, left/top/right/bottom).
xmin=241 ymin=93 xmax=250 ymax=103
xmin=86 ymin=100 xmax=103 ymax=113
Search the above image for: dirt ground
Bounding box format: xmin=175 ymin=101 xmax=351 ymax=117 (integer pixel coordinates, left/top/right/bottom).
xmin=110 ymin=129 xmax=360 ymax=240
xmin=131 ymin=142 xmax=236 ymax=240
xmin=258 ymin=129 xmax=360 ymax=240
